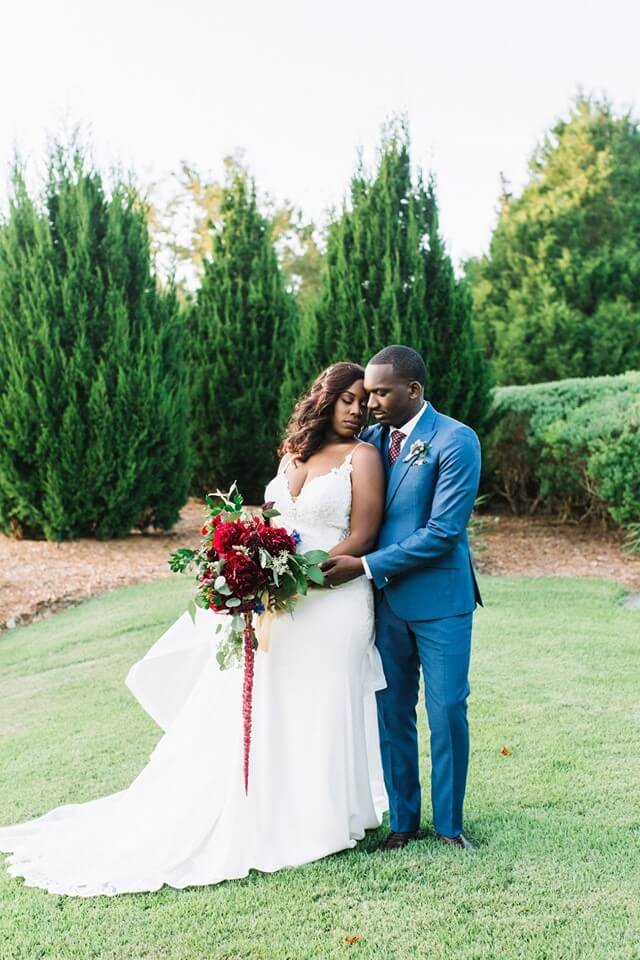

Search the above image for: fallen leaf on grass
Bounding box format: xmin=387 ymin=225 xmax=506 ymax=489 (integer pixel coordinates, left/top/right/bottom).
xmin=500 ymin=744 xmax=512 ymax=756
xmin=344 ymin=935 xmax=362 ymax=945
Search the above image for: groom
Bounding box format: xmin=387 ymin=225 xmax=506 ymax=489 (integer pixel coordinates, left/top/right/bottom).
xmin=322 ymin=344 xmax=482 ymax=851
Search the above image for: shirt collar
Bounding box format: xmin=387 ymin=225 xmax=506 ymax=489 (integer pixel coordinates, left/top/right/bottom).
xmin=393 ymin=400 xmax=428 ymax=439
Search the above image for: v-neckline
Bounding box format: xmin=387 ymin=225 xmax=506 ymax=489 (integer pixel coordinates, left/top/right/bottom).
xmin=282 ymin=450 xmax=354 ymax=503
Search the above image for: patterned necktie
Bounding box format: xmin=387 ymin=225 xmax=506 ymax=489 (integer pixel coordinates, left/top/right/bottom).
xmin=388 ymin=429 xmax=406 ymax=466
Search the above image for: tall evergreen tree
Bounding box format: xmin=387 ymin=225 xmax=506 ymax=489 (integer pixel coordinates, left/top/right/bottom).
xmin=278 ymin=300 xmax=319 ymax=428
xmin=0 ymin=143 xmax=190 ymax=540
xmin=419 ymin=178 xmax=491 ymax=428
xmin=311 ymin=121 xmax=490 ymax=429
xmin=189 ymin=171 xmax=297 ymax=502
xmin=467 ymin=96 xmax=640 ymax=384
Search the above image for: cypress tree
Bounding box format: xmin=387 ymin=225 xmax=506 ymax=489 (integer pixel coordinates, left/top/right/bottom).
xmin=468 ymin=97 xmax=640 ymax=384
xmin=278 ymin=301 xmax=319 ymax=429
xmin=0 ymin=143 xmax=190 ymax=540
xmin=313 ymin=121 xmax=491 ymax=430
xmin=189 ymin=171 xmax=297 ymax=503
xmin=419 ymin=177 xmax=492 ymax=426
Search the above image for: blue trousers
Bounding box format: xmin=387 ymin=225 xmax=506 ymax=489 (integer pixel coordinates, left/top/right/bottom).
xmin=375 ymin=593 xmax=473 ymax=837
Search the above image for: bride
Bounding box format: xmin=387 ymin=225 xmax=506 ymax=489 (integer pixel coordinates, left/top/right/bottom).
xmin=0 ymin=362 xmax=388 ymax=896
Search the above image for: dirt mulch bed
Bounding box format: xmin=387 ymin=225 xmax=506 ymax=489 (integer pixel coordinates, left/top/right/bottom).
xmin=475 ymin=513 xmax=640 ymax=592
xmin=1 ymin=502 xmax=639 ymax=632
xmin=0 ymin=500 xmax=204 ymax=631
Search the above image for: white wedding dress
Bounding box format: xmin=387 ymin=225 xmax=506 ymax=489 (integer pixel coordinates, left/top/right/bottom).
xmin=0 ymin=452 xmax=387 ymax=896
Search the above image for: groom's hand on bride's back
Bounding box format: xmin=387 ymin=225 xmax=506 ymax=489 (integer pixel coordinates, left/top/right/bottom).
xmin=321 ymin=555 xmax=364 ymax=586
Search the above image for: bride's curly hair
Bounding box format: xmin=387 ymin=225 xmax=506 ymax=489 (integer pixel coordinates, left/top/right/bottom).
xmin=279 ymin=362 xmax=366 ymax=463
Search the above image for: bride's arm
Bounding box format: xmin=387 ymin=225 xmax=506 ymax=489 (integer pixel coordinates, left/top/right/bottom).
xmin=328 ymin=443 xmax=384 ymax=558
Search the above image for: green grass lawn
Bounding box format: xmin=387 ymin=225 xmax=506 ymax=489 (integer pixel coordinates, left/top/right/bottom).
xmin=0 ymin=576 xmax=639 ymax=960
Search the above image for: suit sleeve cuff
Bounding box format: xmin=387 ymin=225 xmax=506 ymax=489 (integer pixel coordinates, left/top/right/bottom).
xmin=364 ymin=548 xmax=393 ymax=589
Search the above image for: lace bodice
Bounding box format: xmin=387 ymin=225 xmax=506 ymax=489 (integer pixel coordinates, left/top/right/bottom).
xmin=264 ymin=451 xmax=353 ymax=553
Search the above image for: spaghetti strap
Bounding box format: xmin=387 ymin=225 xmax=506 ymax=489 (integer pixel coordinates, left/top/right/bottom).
xmin=278 ymin=453 xmax=295 ymax=476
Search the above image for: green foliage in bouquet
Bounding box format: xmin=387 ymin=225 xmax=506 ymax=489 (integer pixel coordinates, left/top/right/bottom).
xmin=0 ymin=139 xmax=190 ymax=540
xmin=169 ymin=484 xmax=328 ymax=668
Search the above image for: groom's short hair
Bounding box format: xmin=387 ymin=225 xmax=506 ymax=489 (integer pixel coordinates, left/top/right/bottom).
xmin=369 ymin=345 xmax=426 ymax=386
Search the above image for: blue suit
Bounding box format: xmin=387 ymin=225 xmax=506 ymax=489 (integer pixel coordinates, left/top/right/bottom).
xmin=362 ymin=403 xmax=482 ymax=837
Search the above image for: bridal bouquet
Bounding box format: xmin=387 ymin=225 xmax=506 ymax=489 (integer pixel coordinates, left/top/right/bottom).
xmin=169 ymin=484 xmax=328 ymax=792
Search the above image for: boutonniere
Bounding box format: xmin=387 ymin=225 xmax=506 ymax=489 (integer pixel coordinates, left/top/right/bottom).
xmin=403 ymin=439 xmax=430 ymax=465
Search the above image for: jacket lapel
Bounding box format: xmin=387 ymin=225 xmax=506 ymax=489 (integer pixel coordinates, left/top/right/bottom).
xmin=362 ymin=424 xmax=390 ymax=471
xmin=364 ymin=424 xmax=387 ymax=456
xmin=385 ymin=404 xmax=439 ymax=511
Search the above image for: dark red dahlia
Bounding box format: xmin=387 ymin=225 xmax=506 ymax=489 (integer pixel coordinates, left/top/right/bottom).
xmin=260 ymin=526 xmax=296 ymax=556
xmin=223 ymin=553 xmax=265 ymax=597
xmin=213 ymin=521 xmax=245 ymax=556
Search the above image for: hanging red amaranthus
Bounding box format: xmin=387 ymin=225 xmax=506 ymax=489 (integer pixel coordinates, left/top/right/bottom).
xmin=242 ymin=614 xmax=256 ymax=794
xmin=169 ymin=483 xmax=329 ymax=795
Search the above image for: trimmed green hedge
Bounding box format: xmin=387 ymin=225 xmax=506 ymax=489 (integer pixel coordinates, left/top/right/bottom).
xmin=485 ymin=371 xmax=640 ymax=537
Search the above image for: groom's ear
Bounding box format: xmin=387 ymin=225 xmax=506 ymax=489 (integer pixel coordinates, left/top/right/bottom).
xmin=408 ymin=380 xmax=423 ymax=399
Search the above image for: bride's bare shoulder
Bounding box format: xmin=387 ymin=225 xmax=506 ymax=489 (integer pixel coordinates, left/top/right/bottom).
xmin=352 ymin=439 xmax=381 ymax=455
xmin=351 ymin=441 xmax=383 ymax=468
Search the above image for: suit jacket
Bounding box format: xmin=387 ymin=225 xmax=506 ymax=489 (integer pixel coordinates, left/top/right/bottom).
xmin=362 ymin=403 xmax=482 ymax=621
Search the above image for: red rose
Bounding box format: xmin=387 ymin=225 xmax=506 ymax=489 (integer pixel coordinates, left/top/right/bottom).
xmin=223 ymin=553 xmax=265 ymax=597
xmin=213 ymin=521 xmax=245 ymax=556
xmin=261 ymin=526 xmax=296 ymax=555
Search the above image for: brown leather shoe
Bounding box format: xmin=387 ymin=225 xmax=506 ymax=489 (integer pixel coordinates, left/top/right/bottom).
xmin=435 ymin=832 xmax=477 ymax=852
xmin=378 ymin=830 xmax=420 ymax=851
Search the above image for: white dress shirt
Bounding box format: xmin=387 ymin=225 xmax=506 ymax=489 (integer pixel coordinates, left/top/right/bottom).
xmin=361 ymin=402 xmax=428 ymax=579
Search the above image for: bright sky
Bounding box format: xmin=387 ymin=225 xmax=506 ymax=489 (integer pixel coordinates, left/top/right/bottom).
xmin=2 ymin=0 xmax=638 ymax=265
